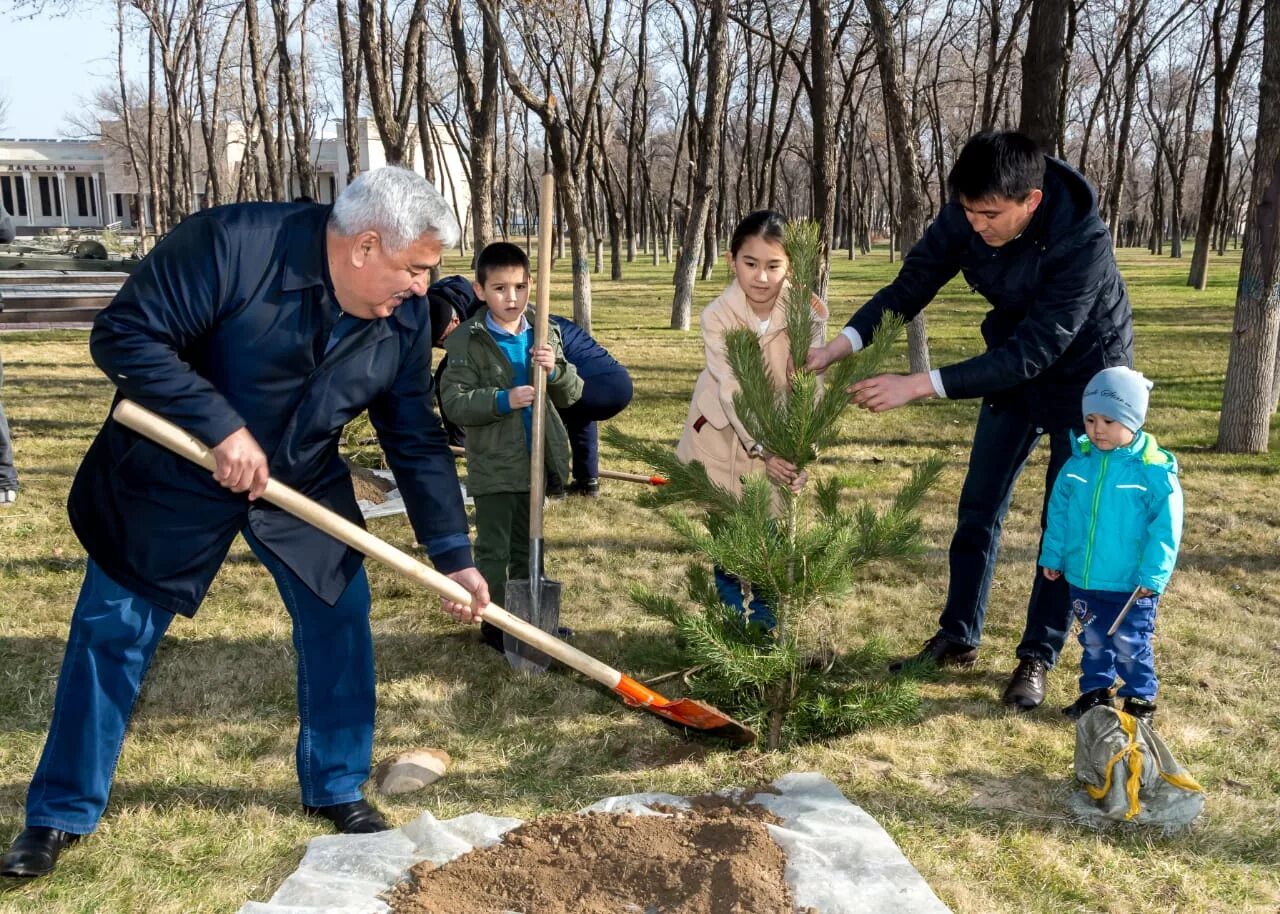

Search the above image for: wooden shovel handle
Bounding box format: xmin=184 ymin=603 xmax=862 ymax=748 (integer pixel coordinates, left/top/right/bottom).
xmin=528 ymin=170 xmax=556 ymax=537
xmin=110 ymin=399 xmax=625 ymax=689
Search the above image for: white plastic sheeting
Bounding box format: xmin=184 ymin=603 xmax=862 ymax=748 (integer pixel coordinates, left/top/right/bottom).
xmin=357 ymin=470 xmax=473 ymax=520
xmin=236 ymin=772 xmax=951 ymax=914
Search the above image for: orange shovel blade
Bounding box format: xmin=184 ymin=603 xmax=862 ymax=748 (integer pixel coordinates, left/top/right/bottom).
xmin=613 ymin=674 xmax=756 ymax=745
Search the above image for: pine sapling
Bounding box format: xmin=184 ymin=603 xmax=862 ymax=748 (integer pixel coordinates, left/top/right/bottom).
xmin=608 ymin=220 xmax=943 ymax=749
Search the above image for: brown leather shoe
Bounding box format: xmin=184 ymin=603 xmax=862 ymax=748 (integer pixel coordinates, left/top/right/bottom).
xmin=1001 ymin=658 xmax=1048 ymax=710
xmin=889 ymin=635 xmax=979 ymax=673
xmin=303 ymin=799 xmax=389 ymax=834
xmin=1 ymin=827 xmax=81 ymax=878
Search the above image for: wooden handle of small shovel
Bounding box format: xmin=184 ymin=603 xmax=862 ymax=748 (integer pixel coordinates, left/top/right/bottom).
xmin=110 ymin=399 xmax=626 ymax=689
xmin=451 ymin=446 xmax=667 ymax=487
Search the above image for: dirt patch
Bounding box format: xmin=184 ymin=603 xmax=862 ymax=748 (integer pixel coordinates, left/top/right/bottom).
xmin=349 ymin=463 xmax=395 ymax=504
xmin=388 ymin=801 xmax=811 ymax=914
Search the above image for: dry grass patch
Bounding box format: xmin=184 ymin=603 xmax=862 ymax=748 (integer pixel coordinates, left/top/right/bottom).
xmin=0 ymin=249 xmax=1277 ymax=912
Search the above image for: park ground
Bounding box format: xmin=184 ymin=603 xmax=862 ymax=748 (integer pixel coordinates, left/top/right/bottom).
xmin=0 ymin=245 xmax=1277 ymax=913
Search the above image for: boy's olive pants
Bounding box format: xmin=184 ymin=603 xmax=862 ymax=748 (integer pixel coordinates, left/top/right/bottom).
xmin=473 ymin=491 xmax=531 ymax=609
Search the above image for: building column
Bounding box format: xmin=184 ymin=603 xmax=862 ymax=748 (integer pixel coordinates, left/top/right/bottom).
xmin=56 ymin=173 xmax=69 ymax=225
xmin=20 ymin=173 xmax=34 ymax=225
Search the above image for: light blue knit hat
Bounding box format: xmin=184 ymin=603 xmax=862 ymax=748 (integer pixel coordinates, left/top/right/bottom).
xmin=1082 ymin=366 xmax=1153 ymax=432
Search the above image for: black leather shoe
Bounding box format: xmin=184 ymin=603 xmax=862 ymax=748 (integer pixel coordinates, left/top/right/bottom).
xmin=1002 ymin=658 xmax=1048 ymax=710
xmin=889 ymin=634 xmax=979 ymax=673
xmin=567 ymin=478 xmax=600 ymax=498
xmin=1 ymin=827 xmax=81 ymax=878
xmin=302 ymin=799 xmax=389 ymax=834
xmin=1063 ymin=687 xmax=1114 ymax=721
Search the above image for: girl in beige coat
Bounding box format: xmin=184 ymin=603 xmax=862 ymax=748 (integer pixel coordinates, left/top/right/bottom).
xmin=676 ymin=210 xmax=827 ymax=628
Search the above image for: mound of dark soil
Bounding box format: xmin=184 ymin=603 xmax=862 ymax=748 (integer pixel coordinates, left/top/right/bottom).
xmin=388 ymin=801 xmax=812 ymax=914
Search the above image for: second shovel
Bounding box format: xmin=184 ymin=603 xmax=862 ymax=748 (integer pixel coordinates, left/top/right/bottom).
xmin=503 ymin=170 xmax=560 ymax=674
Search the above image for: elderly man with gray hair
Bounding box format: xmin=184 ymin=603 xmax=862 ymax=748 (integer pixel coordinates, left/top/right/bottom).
xmin=1 ymin=167 xmax=490 ymax=879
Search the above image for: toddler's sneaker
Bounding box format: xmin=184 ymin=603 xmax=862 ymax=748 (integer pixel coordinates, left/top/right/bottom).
xmin=1063 ymin=687 xmax=1114 ymax=721
xmin=1121 ymin=696 xmax=1156 ymax=725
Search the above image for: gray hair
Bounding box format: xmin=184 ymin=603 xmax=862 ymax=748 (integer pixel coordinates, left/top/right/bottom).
xmin=329 ymin=166 xmax=461 ymax=251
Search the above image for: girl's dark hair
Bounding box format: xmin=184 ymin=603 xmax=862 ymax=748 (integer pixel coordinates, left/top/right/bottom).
xmin=729 ymin=210 xmax=787 ymax=256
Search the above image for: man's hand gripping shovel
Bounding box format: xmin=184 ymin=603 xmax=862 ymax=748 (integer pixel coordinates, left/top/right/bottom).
xmin=112 ymin=399 xmax=757 ymax=746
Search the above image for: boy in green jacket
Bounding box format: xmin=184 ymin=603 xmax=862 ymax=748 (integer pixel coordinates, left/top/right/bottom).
xmin=440 ymin=243 xmax=583 ymax=651
xmin=1040 ymin=367 xmax=1183 ymax=724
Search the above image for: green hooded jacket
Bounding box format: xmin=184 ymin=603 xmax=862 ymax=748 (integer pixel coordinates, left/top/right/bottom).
xmin=439 ymin=309 xmax=583 ymax=496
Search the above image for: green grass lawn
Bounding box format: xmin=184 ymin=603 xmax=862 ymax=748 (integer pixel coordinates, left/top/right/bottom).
xmin=1 ymin=244 xmax=1277 ymax=913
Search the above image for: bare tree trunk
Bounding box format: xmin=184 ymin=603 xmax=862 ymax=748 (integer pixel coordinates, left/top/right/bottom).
xmin=447 ymin=0 xmax=499 ymax=254
xmin=117 ymin=0 xmax=147 ymax=238
xmin=146 ymin=31 xmax=164 ymax=233
xmin=807 ymin=0 xmax=835 ymax=298
xmin=244 ymin=0 xmax=283 ymax=199
xmin=670 ymin=0 xmax=728 ymax=331
xmin=1019 ymin=0 xmax=1068 ymax=153
xmin=360 ymin=0 xmax=427 ymax=167
xmin=592 ymin=100 xmax=625 ymax=280
xmin=865 ymin=0 xmax=930 ymax=371
xmin=272 ymin=0 xmax=316 ymax=200
xmin=1218 ymin=0 xmax=1280 ymax=450
xmin=1054 ymin=0 xmax=1079 ymax=157
xmin=1189 ymin=0 xmax=1254 ymax=289
xmin=624 ymin=0 xmax=649 ymax=263
xmin=336 ymin=0 xmax=362 ymax=183
xmin=476 ymin=0 xmax=613 ymax=333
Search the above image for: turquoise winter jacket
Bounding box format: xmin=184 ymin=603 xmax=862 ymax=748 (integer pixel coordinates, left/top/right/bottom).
xmin=1039 ymin=431 xmax=1183 ymax=594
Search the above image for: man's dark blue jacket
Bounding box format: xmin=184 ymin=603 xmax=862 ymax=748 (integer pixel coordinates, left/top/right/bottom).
xmin=846 ymin=158 xmax=1133 ymax=429
xmin=70 ymin=202 xmax=472 ymax=617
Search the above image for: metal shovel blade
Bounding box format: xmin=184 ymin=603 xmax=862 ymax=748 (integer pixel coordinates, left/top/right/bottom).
xmin=502 ymin=577 xmax=561 ymax=673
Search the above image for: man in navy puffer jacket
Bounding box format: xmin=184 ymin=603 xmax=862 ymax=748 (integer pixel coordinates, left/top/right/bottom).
xmin=808 ymin=131 xmax=1133 ymax=711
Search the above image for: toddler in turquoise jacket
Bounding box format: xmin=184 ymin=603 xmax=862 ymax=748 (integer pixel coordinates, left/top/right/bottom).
xmin=1040 ymin=366 xmax=1183 ymax=724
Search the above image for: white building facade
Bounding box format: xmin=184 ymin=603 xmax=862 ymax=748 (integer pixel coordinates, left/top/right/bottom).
xmin=0 ymin=118 xmax=471 ymax=237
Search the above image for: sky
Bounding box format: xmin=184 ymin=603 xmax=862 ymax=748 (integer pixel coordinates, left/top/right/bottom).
xmin=1 ymin=4 xmax=146 ymax=139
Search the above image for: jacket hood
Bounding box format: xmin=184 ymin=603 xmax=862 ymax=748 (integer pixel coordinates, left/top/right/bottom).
xmin=1024 ymin=158 xmax=1098 ymax=251
xmin=1073 ymin=430 xmax=1178 ymax=474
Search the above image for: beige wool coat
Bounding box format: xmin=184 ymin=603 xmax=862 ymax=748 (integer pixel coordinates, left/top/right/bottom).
xmin=676 ymin=279 xmax=827 ymax=498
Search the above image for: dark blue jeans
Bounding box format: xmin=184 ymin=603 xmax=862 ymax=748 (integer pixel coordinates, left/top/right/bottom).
xmin=0 ymin=347 xmax=16 ymax=490
xmin=1071 ymin=586 xmax=1159 ymax=701
xmin=937 ymin=400 xmax=1076 ymax=667
xmin=714 ymin=566 xmax=777 ymax=631
xmin=557 ymin=364 xmax=633 ymax=482
xmin=24 ymin=534 xmax=375 ymax=834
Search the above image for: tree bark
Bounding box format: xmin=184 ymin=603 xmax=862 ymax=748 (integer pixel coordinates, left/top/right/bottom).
xmin=271 ymin=0 xmax=315 ymax=200
xmin=1217 ymin=0 xmax=1280 ymax=450
xmin=447 ymin=0 xmax=499 ymax=254
xmin=359 ymin=0 xmax=428 ymax=167
xmin=1019 ymin=0 xmax=1068 ymax=152
xmin=865 ymin=0 xmax=930 ymax=371
xmin=336 ymin=0 xmax=363 ymax=183
xmin=476 ymin=0 xmax=613 ymax=333
xmin=244 ymin=0 xmax=283 ymax=199
xmin=1188 ymin=0 xmax=1254 ymax=289
xmin=670 ymin=0 xmax=729 ymax=331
